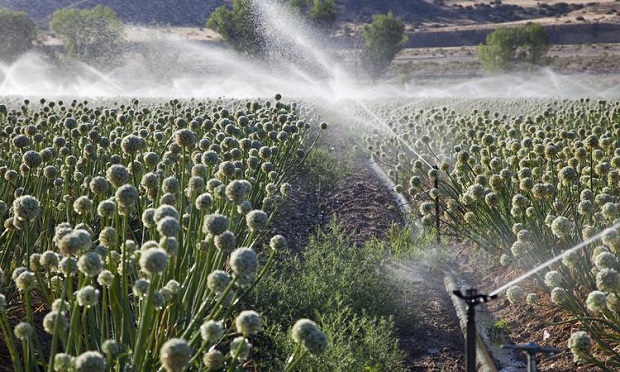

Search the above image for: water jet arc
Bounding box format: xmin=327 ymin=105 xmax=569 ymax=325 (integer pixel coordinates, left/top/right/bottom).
xmin=490 ymin=221 xmax=620 ymax=297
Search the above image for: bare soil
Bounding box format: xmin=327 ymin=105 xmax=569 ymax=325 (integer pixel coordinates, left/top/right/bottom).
xmin=390 ymin=42 xmax=620 ymax=80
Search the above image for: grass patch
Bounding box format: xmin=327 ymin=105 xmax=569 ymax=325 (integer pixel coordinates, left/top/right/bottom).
xmin=298 ymin=146 xmax=352 ymax=189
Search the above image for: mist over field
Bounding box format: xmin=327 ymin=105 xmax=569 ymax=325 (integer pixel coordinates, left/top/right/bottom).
xmin=1 ymin=0 xmax=620 ymax=371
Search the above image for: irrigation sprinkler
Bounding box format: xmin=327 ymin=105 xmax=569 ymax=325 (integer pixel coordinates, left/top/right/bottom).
xmin=453 ymin=288 xmax=497 ymax=372
xmin=501 ymin=343 xmax=560 ymax=372
xmin=432 ymin=165 xmax=440 ymax=244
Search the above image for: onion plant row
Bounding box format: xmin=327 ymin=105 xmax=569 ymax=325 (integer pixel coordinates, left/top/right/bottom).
xmin=364 ymin=98 xmax=620 ymax=368
xmin=0 ymin=96 xmax=328 ymax=371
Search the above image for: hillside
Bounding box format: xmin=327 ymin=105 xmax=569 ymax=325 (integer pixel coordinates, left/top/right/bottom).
xmin=2 ymin=0 xmax=617 ymax=29
xmin=0 ymin=0 xmax=223 ymax=27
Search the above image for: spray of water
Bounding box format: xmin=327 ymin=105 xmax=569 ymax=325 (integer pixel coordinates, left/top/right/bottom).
xmin=489 ymin=221 xmax=620 ymax=297
xmin=245 ymin=0 xmax=439 ymax=168
xmin=0 ymin=38 xmax=337 ymax=98
xmin=2 ymin=0 xmax=619 ymax=100
xmin=349 ymin=99 xmax=435 ymax=168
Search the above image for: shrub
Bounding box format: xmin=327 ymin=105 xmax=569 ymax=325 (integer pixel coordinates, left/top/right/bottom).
xmin=206 ymin=0 xmax=267 ymax=57
xmin=49 ymin=5 xmax=124 ymax=67
xmin=477 ymin=23 xmax=550 ymax=73
xmin=252 ymin=220 xmax=418 ymax=370
xmin=0 ymin=9 xmax=37 ymax=63
xmin=361 ymin=12 xmax=408 ymax=80
xmin=308 ymin=0 xmax=338 ymax=30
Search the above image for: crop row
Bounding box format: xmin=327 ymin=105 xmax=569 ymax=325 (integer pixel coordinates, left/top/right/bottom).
xmin=0 ymin=96 xmax=327 ymax=371
xmin=364 ymin=98 xmax=620 ymax=367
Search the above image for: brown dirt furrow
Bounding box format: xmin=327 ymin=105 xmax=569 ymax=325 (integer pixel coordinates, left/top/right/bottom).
xmin=272 ymin=154 xmax=467 ymax=370
xmin=322 ymin=162 xmax=405 ymax=246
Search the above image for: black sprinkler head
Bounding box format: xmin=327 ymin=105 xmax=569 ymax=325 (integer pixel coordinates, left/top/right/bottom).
xmin=453 ymin=288 xmax=498 ymax=305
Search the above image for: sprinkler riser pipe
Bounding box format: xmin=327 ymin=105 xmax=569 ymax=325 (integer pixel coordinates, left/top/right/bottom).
xmin=527 ymin=353 xmax=537 ymax=372
xmin=453 ymin=288 xmax=497 ymax=372
xmin=501 ymin=343 xmax=559 ymax=372
xmin=433 ymin=165 xmax=440 ymax=244
xmin=466 ymin=304 xmax=477 ymax=372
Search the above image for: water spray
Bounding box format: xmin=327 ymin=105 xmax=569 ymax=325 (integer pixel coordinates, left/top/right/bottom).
xmin=354 ymin=100 xmax=435 ymax=169
xmin=490 ymin=221 xmax=620 ymax=297
xmin=453 ymin=288 xmax=497 ymax=372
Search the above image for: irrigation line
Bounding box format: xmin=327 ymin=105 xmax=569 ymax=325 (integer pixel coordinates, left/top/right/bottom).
xmin=433 ymin=165 xmax=440 ymax=244
xmin=490 ymin=220 xmax=620 ymax=296
xmin=368 ymin=160 xmax=412 ymax=216
xmin=358 ymin=100 xmax=443 ymax=240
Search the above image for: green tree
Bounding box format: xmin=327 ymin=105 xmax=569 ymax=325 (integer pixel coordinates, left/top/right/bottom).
xmin=206 ymin=0 xmax=266 ymax=57
xmin=207 ymin=0 xmax=338 ymax=57
xmin=477 ymin=23 xmax=550 ymax=73
xmin=0 ymin=9 xmax=38 ymax=63
xmin=50 ymin=5 xmax=124 ymax=67
xmin=308 ymin=0 xmax=338 ymax=30
xmin=360 ymin=12 xmax=408 ymax=80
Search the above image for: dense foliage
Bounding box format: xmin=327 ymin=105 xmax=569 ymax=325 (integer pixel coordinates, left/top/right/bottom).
xmin=253 ymin=220 xmax=414 ymax=371
xmin=360 ymin=12 xmax=408 ymax=80
xmin=477 ymin=23 xmax=550 ymax=73
xmin=0 ymin=9 xmax=37 ymax=63
xmin=49 ymin=5 xmax=124 ymax=67
xmin=307 ymin=0 xmax=338 ymax=30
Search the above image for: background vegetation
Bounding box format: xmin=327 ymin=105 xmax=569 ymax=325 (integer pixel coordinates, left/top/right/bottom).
xmin=206 ymin=0 xmax=266 ymax=58
xmin=0 ymin=9 xmax=37 ymax=63
xmin=206 ymin=0 xmax=338 ymax=58
xmin=50 ymin=5 xmax=124 ymax=67
xmin=360 ymin=12 xmax=408 ymax=80
xmin=477 ymin=23 xmax=550 ymax=73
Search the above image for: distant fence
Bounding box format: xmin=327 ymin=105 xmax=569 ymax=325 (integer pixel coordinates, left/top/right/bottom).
xmin=406 ymin=22 xmax=620 ymax=48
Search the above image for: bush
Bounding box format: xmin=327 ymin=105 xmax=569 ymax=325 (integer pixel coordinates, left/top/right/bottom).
xmin=49 ymin=5 xmax=124 ymax=67
xmin=298 ymin=146 xmax=352 ymax=188
xmin=252 ymin=220 xmax=419 ymax=370
xmin=287 ymin=0 xmax=310 ymax=14
xmin=0 ymin=9 xmax=37 ymax=63
xmin=477 ymin=23 xmax=550 ymax=73
xmin=206 ymin=0 xmax=338 ymax=58
xmin=206 ymin=0 xmax=267 ymax=58
xmin=361 ymin=12 xmax=408 ymax=80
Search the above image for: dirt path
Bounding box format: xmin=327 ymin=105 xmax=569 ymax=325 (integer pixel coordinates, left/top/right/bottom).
xmin=272 ymin=152 xmax=466 ymax=370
